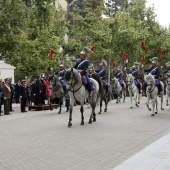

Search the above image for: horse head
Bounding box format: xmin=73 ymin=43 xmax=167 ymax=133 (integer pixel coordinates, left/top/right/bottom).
xmin=126 ymin=74 xmax=134 ymax=86
xmin=145 ymin=73 xmax=155 ymax=90
xmin=65 ymin=68 xmax=80 ymax=87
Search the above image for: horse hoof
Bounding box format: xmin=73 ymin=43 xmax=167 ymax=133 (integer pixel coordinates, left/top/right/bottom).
xmin=149 ymin=108 xmax=151 ymax=111
xmin=68 ymin=122 xmax=72 ymax=127
xmin=66 ymin=109 xmax=69 ymax=112
xmin=98 ymin=112 xmax=101 ymax=114
xmin=136 ymin=104 xmax=139 ymax=107
xmin=116 ymin=102 xmax=118 ymax=103
xmin=166 ymin=104 xmax=169 ymax=106
xmin=88 ymin=120 xmax=92 ymax=124
xmin=58 ymin=111 xmax=61 ymax=114
xmin=130 ymin=107 xmax=133 ymax=109
xmin=138 ymin=102 xmax=140 ymax=104
xmin=104 ymin=109 xmax=107 ymax=112
xmin=93 ymin=118 xmax=96 ymax=122
xmin=155 ymin=112 xmax=157 ymax=114
xmin=123 ymin=101 xmax=125 ymax=103
xmin=80 ymin=122 xmax=84 ymax=125
xmin=50 ymin=108 xmax=53 ymax=111
xmin=161 ymin=108 xmax=164 ymax=111
xmin=151 ymin=114 xmax=154 ymax=116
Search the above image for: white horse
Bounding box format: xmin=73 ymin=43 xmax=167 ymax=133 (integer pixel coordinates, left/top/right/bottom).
xmin=166 ymin=72 xmax=170 ymax=107
xmin=145 ymin=73 xmax=164 ymax=116
xmin=126 ymin=74 xmax=142 ymax=108
xmin=65 ymin=68 xmax=99 ymax=127
xmin=110 ymin=78 xmax=126 ymax=103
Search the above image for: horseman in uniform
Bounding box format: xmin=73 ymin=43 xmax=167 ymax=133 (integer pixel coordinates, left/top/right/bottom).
xmin=73 ymin=51 xmax=92 ymax=97
xmin=143 ymin=57 xmax=163 ymax=93
xmin=98 ymin=63 xmax=108 ymax=92
xmin=58 ymin=64 xmax=67 ymax=93
xmin=163 ymin=61 xmax=170 ymax=74
xmin=130 ymin=62 xmax=142 ymax=94
xmin=114 ymin=66 xmax=124 ymax=89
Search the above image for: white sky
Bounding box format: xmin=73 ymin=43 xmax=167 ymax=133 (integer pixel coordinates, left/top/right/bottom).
xmin=146 ymin=0 xmax=170 ymax=27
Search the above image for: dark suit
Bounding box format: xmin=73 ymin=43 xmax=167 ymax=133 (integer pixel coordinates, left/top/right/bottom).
xmin=15 ymin=83 xmax=21 ymax=103
xmin=9 ymin=83 xmax=14 ymax=111
xmin=35 ymin=79 xmax=43 ymax=105
xmin=20 ymin=85 xmax=28 ymax=112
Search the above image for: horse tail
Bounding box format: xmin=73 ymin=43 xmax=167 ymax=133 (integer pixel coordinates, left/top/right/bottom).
xmin=92 ymin=73 xmax=104 ymax=96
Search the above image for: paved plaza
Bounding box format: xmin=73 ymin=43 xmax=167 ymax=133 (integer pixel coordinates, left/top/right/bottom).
xmin=0 ymin=96 xmax=170 ymax=170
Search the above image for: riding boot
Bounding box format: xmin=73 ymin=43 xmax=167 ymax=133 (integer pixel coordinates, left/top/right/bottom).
xmin=157 ymin=84 xmax=163 ymax=95
xmin=86 ymin=82 xmax=91 ymax=97
xmin=138 ymin=85 xmax=141 ymax=94
xmin=105 ymin=85 xmax=109 ymax=93
xmin=143 ymin=83 xmax=147 ymax=96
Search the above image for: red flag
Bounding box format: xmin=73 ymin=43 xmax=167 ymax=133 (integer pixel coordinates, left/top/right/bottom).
xmin=49 ymin=48 xmax=55 ymax=60
xmin=111 ymin=59 xmax=116 ymax=67
xmin=141 ymin=56 xmax=145 ymax=65
xmin=121 ymin=53 xmax=128 ymax=61
xmin=160 ymin=50 xmax=164 ymax=62
xmin=141 ymin=40 xmax=147 ymax=52
xmin=90 ymin=43 xmax=95 ymax=57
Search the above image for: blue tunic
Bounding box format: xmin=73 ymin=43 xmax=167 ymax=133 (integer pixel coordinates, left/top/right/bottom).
xmin=163 ymin=69 xmax=170 ymax=74
xmin=131 ymin=70 xmax=140 ymax=86
xmin=58 ymin=70 xmax=66 ymax=87
xmin=73 ymin=59 xmax=90 ymax=84
xmin=115 ymin=72 xmax=123 ymax=85
xmin=144 ymin=66 xmax=161 ymax=85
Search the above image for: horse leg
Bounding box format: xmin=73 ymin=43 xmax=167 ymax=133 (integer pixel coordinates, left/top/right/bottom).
xmin=104 ymin=97 xmax=107 ymax=112
xmin=135 ymin=93 xmax=139 ymax=107
xmin=49 ymin=96 xmax=53 ymax=111
xmin=80 ymin=105 xmax=84 ymax=125
xmin=98 ymin=99 xmax=102 ymax=114
xmin=89 ymin=101 xmax=96 ymax=124
xmin=65 ymin=97 xmax=70 ymax=112
xmin=146 ymin=96 xmax=151 ymax=111
xmin=151 ymin=99 xmax=155 ymax=116
xmin=68 ymin=104 xmax=73 ymax=127
xmin=160 ymin=92 xmax=164 ymax=111
xmin=129 ymin=93 xmax=133 ymax=108
xmin=155 ymin=98 xmax=158 ymax=114
xmin=123 ymin=90 xmax=125 ymax=102
xmin=166 ymin=93 xmax=169 ymax=106
xmin=58 ymin=97 xmax=62 ymax=114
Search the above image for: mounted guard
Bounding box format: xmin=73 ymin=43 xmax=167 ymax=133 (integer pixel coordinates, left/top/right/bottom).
xmin=163 ymin=61 xmax=170 ymax=74
xmin=129 ymin=62 xmax=142 ymax=94
xmin=114 ymin=66 xmax=124 ymax=89
xmin=58 ymin=64 xmax=67 ymax=93
xmin=144 ymin=57 xmax=163 ymax=94
xmin=73 ymin=47 xmax=93 ymax=97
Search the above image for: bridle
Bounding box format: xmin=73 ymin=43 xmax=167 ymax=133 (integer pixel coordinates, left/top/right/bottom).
xmin=66 ymin=69 xmax=83 ymax=100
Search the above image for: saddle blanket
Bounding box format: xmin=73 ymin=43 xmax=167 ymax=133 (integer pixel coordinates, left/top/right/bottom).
xmin=81 ymin=76 xmax=96 ymax=91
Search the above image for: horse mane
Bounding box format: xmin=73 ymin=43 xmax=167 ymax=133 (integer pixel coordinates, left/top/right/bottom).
xmin=65 ymin=68 xmax=80 ymax=84
xmin=145 ymin=73 xmax=155 ymax=84
xmin=126 ymin=73 xmax=134 ymax=83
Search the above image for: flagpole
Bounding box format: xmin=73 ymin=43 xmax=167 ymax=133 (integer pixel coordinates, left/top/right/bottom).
xmin=108 ymin=54 xmax=111 ymax=84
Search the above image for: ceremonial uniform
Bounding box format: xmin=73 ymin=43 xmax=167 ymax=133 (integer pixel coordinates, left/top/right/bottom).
xmin=20 ymin=80 xmax=28 ymax=112
xmin=58 ymin=67 xmax=67 ymax=92
xmin=144 ymin=57 xmax=162 ymax=92
xmin=163 ymin=61 xmax=170 ymax=74
xmin=73 ymin=51 xmax=91 ymax=97
xmin=2 ymin=78 xmax=11 ymax=115
xmin=115 ymin=69 xmax=124 ymax=88
xmin=130 ymin=69 xmax=141 ymax=93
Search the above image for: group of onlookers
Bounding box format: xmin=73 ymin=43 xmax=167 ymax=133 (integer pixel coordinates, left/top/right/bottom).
xmin=0 ymin=75 xmax=52 ymax=116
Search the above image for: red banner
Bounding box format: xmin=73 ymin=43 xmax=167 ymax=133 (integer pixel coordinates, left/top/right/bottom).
xmin=90 ymin=43 xmax=95 ymax=57
xmin=121 ymin=53 xmax=128 ymax=61
xmin=49 ymin=48 xmax=55 ymax=60
xmin=141 ymin=40 xmax=147 ymax=52
xmin=111 ymin=59 xmax=116 ymax=67
xmin=160 ymin=50 xmax=164 ymax=62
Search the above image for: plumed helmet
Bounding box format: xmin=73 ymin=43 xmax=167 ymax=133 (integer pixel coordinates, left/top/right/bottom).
xmin=150 ymin=57 xmax=158 ymax=64
xmin=80 ymin=51 xmax=86 ymax=55
xmin=101 ymin=60 xmax=107 ymax=67
xmin=165 ymin=61 xmax=170 ymax=67
xmin=132 ymin=62 xmax=140 ymax=68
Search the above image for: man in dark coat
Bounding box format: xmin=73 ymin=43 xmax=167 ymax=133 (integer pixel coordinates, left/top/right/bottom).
xmin=15 ymin=80 xmax=21 ymax=103
xmin=0 ymin=79 xmax=3 ymax=116
xmin=35 ymin=75 xmax=43 ymax=106
xmin=9 ymin=77 xmax=14 ymax=112
xmin=20 ymin=80 xmax=28 ymax=112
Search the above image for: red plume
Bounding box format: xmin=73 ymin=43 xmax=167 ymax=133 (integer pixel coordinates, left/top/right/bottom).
xmin=141 ymin=56 xmax=145 ymax=64
xmin=160 ymin=50 xmax=164 ymax=62
xmin=111 ymin=59 xmax=116 ymax=67
xmin=49 ymin=48 xmax=55 ymax=60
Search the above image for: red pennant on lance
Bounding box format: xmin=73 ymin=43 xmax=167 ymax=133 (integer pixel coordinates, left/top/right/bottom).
xmin=121 ymin=53 xmax=128 ymax=62
xmin=90 ymin=43 xmax=95 ymax=57
xmin=141 ymin=40 xmax=147 ymax=52
xmin=49 ymin=48 xmax=55 ymax=60
xmin=141 ymin=56 xmax=145 ymax=65
xmin=111 ymin=59 xmax=116 ymax=67
xmin=160 ymin=50 xmax=164 ymax=62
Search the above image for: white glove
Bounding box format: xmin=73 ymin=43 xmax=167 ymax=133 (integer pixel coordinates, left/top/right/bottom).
xmin=4 ymin=97 xmax=6 ymax=99
xmin=20 ymin=96 xmax=22 ymax=98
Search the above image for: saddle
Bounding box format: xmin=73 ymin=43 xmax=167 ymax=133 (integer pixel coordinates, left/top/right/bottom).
xmin=81 ymin=76 xmax=95 ymax=91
